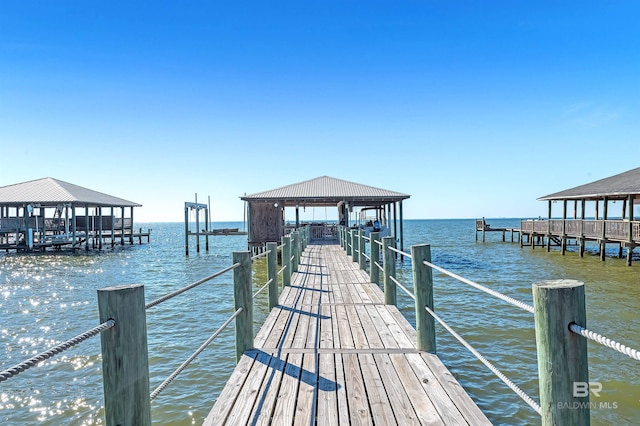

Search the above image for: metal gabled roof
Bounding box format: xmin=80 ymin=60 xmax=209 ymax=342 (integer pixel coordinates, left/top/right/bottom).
xmin=241 ymin=176 xmax=410 ymax=206
xmin=0 ymin=177 xmax=141 ymax=207
xmin=538 ymin=167 xmax=640 ymax=201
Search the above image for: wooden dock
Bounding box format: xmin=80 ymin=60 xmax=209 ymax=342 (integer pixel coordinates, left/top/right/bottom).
xmin=205 ymin=243 xmax=491 ymax=425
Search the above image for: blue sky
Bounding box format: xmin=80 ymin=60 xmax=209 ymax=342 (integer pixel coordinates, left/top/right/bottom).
xmin=2 ymin=1 xmax=639 ymax=222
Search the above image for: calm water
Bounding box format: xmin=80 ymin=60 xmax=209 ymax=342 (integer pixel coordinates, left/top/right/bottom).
xmin=0 ymin=219 xmax=638 ymax=425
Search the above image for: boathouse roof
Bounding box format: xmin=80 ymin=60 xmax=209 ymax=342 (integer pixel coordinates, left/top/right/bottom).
xmin=0 ymin=177 xmax=141 ymax=207
xmin=240 ymin=176 xmax=410 ymax=206
xmin=538 ymin=167 xmax=640 ymax=201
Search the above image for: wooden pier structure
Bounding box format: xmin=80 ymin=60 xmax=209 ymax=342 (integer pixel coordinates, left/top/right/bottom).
xmin=0 ymin=177 xmax=148 ymax=253
xmin=205 ymin=242 xmax=490 ymax=425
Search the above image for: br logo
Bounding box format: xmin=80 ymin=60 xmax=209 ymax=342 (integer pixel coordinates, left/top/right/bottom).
xmin=573 ymin=382 xmax=602 ymax=397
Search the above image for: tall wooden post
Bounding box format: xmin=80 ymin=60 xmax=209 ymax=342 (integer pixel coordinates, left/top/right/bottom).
xmin=282 ymin=235 xmax=291 ymax=287
xmin=370 ymin=231 xmax=380 ymax=285
xmin=627 ymin=195 xmax=634 ymax=266
xmin=184 ymin=207 xmax=189 ymax=256
xmin=352 ymin=229 xmax=360 ymax=264
xmin=346 ymin=229 xmax=352 ymax=256
xmin=120 ymin=206 xmax=125 ymax=246
xmin=97 ymin=284 xmax=151 ymax=426
xmin=533 ymin=280 xmax=589 ymax=426
xmin=411 ymin=244 xmax=435 ymax=353
xmin=234 ymin=251 xmax=253 ymax=362
xmin=358 ymin=230 xmax=366 ymax=270
xmin=267 ymin=242 xmax=278 ymax=309
xmin=291 ymin=231 xmax=299 ymax=273
xmin=382 ymin=236 xmax=396 ymax=305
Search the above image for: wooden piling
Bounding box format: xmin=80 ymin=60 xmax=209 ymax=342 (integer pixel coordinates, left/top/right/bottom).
xmin=370 ymin=231 xmax=380 ymax=285
xmin=382 ymin=236 xmax=396 ymax=305
xmin=266 ymin=242 xmax=278 ymax=310
xmin=233 ymin=251 xmax=253 ymax=362
xmin=282 ymin=235 xmax=291 ymax=287
xmin=97 ymin=284 xmax=151 ymax=426
xmin=411 ymin=244 xmax=436 ymax=353
xmin=358 ymin=230 xmax=366 ymax=270
xmin=533 ymin=279 xmax=589 ymax=426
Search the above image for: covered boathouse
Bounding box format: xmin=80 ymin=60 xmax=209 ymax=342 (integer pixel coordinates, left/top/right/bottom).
xmin=0 ymin=177 xmax=144 ymax=252
xmin=520 ymin=166 xmax=640 ymax=265
xmin=240 ymin=176 xmax=410 ymax=254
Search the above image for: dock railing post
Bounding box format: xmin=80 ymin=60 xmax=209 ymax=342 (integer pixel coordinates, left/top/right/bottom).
xmin=354 ymin=229 xmax=361 ymax=264
xmin=370 ymin=231 xmax=380 ymax=285
xmin=97 ymin=284 xmax=151 ymax=426
xmin=282 ymin=235 xmax=291 ymax=287
xmin=411 ymin=244 xmax=436 ymax=353
xmin=234 ymin=251 xmax=253 ymax=363
xmin=267 ymin=242 xmax=278 ymax=310
xmin=382 ymin=236 xmax=396 ymax=305
xmin=533 ymin=279 xmax=589 ymax=426
xmin=346 ymin=229 xmax=352 ymax=256
xmin=359 ymin=230 xmax=366 ymax=270
xmin=291 ymin=231 xmax=299 ymax=273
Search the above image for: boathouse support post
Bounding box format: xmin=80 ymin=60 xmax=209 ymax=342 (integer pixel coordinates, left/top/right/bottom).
xmin=97 ymin=284 xmax=151 ymax=426
xmin=267 ymin=242 xmax=278 ymax=309
xmin=627 ymin=195 xmax=634 ymax=266
xmin=412 ymin=244 xmax=436 ymax=353
xmin=233 ymin=251 xmax=253 ymax=362
xmin=282 ymin=235 xmax=291 ymax=287
xmin=546 ymin=201 xmax=552 ymax=252
xmin=579 ymin=200 xmax=586 ymax=257
xmin=533 ymin=279 xmax=589 ymax=426
xmin=561 ymin=200 xmax=567 ymax=255
xmin=359 ymin=230 xmax=366 ymax=270
xmin=382 ymin=236 xmax=396 ymax=305
xmin=370 ymin=231 xmax=380 ymax=285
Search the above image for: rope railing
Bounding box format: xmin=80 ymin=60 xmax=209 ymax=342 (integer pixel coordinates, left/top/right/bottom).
xmin=146 ymin=263 xmax=241 ymax=309
xmin=253 ymin=278 xmax=273 ymax=299
xmin=388 ymin=245 xmax=411 ymax=258
xmin=389 ymin=275 xmax=414 ymax=300
xmin=422 ymin=260 xmax=535 ymax=314
xmin=569 ymin=323 xmax=640 ymax=361
xmin=150 ymin=308 xmax=243 ymax=401
xmin=374 ymin=260 xmax=383 ymax=272
xmin=424 ymin=305 xmax=542 ymax=415
xmin=278 ymin=264 xmax=287 ymax=275
xmin=361 ymin=252 xmax=370 ymax=261
xmin=251 ymin=249 xmax=271 ymax=261
xmin=0 ymin=319 xmax=116 ymax=383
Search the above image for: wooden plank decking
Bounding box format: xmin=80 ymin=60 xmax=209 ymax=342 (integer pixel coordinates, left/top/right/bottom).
xmin=205 ymin=243 xmax=491 ymax=425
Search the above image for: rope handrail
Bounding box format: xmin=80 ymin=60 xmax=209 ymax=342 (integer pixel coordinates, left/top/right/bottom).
xmin=422 ymin=260 xmax=534 ymax=314
xmin=362 ymin=253 xmax=370 ymax=261
xmin=388 ymin=245 xmax=411 ymax=258
xmin=569 ymin=323 xmax=640 ymax=361
xmin=150 ymin=308 xmax=243 ymax=401
xmin=362 ymin=235 xmax=370 ymax=242
xmin=277 ymin=243 xmax=284 ymax=249
xmin=146 ymin=263 xmax=241 ymax=309
xmin=278 ymin=264 xmax=287 ymax=275
xmin=251 ymin=249 xmax=271 ymax=261
xmin=424 ymin=305 xmax=542 ymax=415
xmin=374 ymin=261 xmax=383 ymax=272
xmin=253 ymin=278 xmax=273 ymax=299
xmin=0 ymin=319 xmax=116 ymax=383
xmin=374 ymin=239 xmax=383 ymax=247
xmin=389 ymin=275 xmax=415 ymax=300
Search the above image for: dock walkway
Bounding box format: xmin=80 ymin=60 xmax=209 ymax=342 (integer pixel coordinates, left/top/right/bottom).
xmin=206 ymin=243 xmax=491 ymax=425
